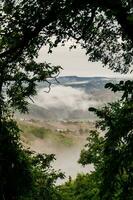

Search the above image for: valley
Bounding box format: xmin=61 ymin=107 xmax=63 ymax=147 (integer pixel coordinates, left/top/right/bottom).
xmin=19 ymin=119 xmax=94 ymax=182
xmin=17 ymin=76 xmax=122 ymax=182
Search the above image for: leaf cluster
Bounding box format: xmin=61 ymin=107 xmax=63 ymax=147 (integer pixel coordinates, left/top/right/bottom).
xmin=80 ymin=80 xmax=133 ymax=200
xmin=0 ymin=114 xmax=64 ymax=200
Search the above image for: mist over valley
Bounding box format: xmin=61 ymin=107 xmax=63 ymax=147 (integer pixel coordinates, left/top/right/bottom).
xmin=18 ymin=76 xmax=121 ymax=182
xmin=18 ymin=76 xmax=120 ymax=121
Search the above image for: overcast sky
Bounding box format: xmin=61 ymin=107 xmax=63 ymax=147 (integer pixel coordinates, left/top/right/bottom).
xmin=38 ymin=43 xmax=133 ymax=78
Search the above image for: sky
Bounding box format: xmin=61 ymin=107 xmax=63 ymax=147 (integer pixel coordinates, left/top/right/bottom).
xmin=38 ymin=43 xmax=133 ymax=78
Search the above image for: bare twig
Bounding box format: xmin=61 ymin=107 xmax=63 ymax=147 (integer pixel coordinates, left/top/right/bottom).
xmin=28 ymin=96 xmax=34 ymax=103
xmin=43 ymin=80 xmax=52 ymax=93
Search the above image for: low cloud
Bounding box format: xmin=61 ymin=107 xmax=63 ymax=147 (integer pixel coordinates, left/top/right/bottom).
xmin=34 ymin=86 xmax=100 ymax=111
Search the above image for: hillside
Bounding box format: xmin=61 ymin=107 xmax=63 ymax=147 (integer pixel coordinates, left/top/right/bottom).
xmin=17 ymin=76 xmax=121 ymax=121
xmin=19 ymin=120 xmax=94 ymax=181
xmin=16 ymin=76 xmax=122 ymax=181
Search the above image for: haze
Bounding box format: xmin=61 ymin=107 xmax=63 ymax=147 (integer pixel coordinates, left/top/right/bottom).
xmin=34 ymin=86 xmax=100 ymax=111
xmin=38 ymin=43 xmax=133 ymax=78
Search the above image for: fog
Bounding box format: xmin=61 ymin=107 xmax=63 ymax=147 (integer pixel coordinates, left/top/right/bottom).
xmin=34 ymin=85 xmax=100 ymax=111
xmin=27 ymin=85 xmax=99 ymax=181
xmin=30 ymin=136 xmax=93 ymax=184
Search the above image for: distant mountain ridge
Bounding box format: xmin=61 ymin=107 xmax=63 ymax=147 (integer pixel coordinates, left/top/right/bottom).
xmin=18 ymin=76 xmax=122 ymax=121
xmin=38 ymin=76 xmax=117 ymax=90
xmin=57 ymin=76 xmax=115 ymax=91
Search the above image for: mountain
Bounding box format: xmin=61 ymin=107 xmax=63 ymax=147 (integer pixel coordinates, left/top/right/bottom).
xmin=17 ymin=76 xmax=121 ymax=121
xmin=18 ymin=76 xmax=123 ymax=181
xmin=38 ymin=76 xmax=115 ymax=89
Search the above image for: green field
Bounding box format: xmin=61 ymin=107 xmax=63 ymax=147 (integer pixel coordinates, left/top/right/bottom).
xmin=18 ymin=121 xmax=77 ymax=148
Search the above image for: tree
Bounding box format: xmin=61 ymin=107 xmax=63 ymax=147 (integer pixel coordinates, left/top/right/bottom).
xmin=24 ymin=153 xmax=64 ymax=200
xmin=0 ymin=1 xmax=63 ymax=199
xmin=0 ymin=0 xmax=133 ymax=199
xmin=79 ymin=81 xmax=133 ymax=200
xmin=0 ymin=0 xmax=133 ymax=76
xmin=0 ymin=113 xmax=64 ymax=200
xmin=48 ymin=0 xmax=133 ymax=73
xmin=0 ymin=114 xmax=34 ymax=199
xmin=0 ymin=0 xmax=132 ymax=114
xmin=59 ymin=173 xmax=100 ymax=200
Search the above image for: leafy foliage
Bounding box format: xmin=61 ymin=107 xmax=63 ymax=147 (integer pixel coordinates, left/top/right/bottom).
xmin=47 ymin=0 xmax=133 ymax=73
xmin=0 ymin=0 xmax=62 ymax=113
xmin=0 ymin=2 xmax=63 ymax=198
xmin=24 ymin=153 xmax=64 ymax=200
xmin=60 ymin=80 xmax=133 ymax=200
xmin=0 ymin=0 xmax=133 ymax=199
xmin=0 ymin=111 xmax=64 ymax=200
xmin=80 ymin=81 xmax=133 ymax=200
xmin=0 ymin=0 xmax=132 ymax=111
xmin=59 ymin=173 xmax=100 ymax=200
xmin=0 ymin=0 xmax=133 ymax=76
xmin=0 ymin=116 xmax=33 ymax=199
